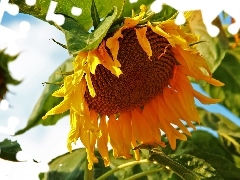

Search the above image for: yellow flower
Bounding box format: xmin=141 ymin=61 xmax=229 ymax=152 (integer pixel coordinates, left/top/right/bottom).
xmin=43 ymin=5 xmax=224 ymax=169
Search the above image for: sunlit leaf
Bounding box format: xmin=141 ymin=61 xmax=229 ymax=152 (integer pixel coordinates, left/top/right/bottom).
xmin=0 ymin=139 xmax=22 ymax=162
xmin=15 ymin=58 xmax=73 ymax=135
xmin=188 ymin=11 xmax=229 ymax=72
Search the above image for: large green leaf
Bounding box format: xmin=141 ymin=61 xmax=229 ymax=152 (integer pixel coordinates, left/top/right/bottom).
xmin=188 ymin=11 xmax=229 ymax=72
xmin=60 ymin=7 xmax=118 ymax=55
xmin=10 ymin=0 xmax=125 ymax=55
xmin=201 ymin=49 xmax=240 ymax=117
xmin=10 ymin=0 xmax=123 ymax=31
xmin=15 ymin=58 xmax=73 ymax=135
xmin=0 ymin=139 xmax=22 ymax=162
xmin=163 ymin=131 xmax=240 ymax=180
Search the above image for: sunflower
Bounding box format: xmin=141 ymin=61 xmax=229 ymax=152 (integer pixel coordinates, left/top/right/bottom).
xmin=42 ymin=5 xmax=224 ymax=169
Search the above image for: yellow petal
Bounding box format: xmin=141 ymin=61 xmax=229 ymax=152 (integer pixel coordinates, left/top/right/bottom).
xmin=124 ymin=4 xmax=146 ymax=27
xmin=87 ymin=50 xmax=101 ymax=74
xmin=131 ymin=109 xmax=155 ymax=144
xmin=67 ymin=110 xmax=83 ymax=151
xmin=142 ymin=102 xmax=163 ymax=144
xmin=148 ymin=22 xmax=171 ymax=38
xmin=135 ymin=27 xmax=152 ymax=58
xmin=71 ymin=80 xmax=86 ymax=115
xmin=118 ymin=112 xmax=132 ymax=154
xmin=192 ymin=89 xmax=221 ymax=104
xmin=52 ymin=75 xmax=74 ymax=97
xmin=98 ymin=116 xmax=110 ymax=167
xmin=74 ymin=52 xmax=88 ymax=71
xmin=106 ymin=30 xmax=123 ymax=62
xmin=80 ymin=130 xmax=98 ymax=170
xmin=52 ymin=86 xmax=65 ymax=97
xmin=108 ymin=115 xmax=132 ymax=159
xmin=99 ymin=41 xmax=122 ymax=77
xmin=85 ymin=71 xmax=96 ymax=97
xmin=42 ymin=95 xmax=70 ymax=119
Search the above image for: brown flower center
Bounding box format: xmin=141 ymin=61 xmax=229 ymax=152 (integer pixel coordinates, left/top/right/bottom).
xmin=84 ymin=27 xmax=176 ymax=115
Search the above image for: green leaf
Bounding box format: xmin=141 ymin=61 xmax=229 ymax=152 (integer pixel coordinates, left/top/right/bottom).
xmin=188 ymin=11 xmax=229 ymax=72
xmin=39 ymin=148 xmax=116 ymax=180
xmin=10 ymin=0 xmax=99 ymax=31
xmin=0 ymin=139 xmax=22 ymax=162
xmin=198 ymin=108 xmax=240 ymax=156
xmin=91 ymin=0 xmax=101 ymax=29
xmin=151 ymin=5 xmax=177 ymax=22
xmin=11 ymin=0 xmax=125 ymax=55
xmin=170 ymin=154 xmax=223 ymax=180
xmin=15 ymin=58 xmax=73 ymax=135
xmin=198 ymin=108 xmax=240 ymax=138
xmin=149 ymin=149 xmax=202 ymax=180
xmin=201 ymin=50 xmax=240 ymax=117
xmin=60 ymin=7 xmax=118 ymax=55
xmin=163 ymin=131 xmax=240 ymax=180
xmin=108 ymin=149 xmax=172 ymax=180
xmin=39 ymin=147 xmax=173 ymax=180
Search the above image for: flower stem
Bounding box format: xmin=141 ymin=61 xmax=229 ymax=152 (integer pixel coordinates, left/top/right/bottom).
xmin=84 ymin=158 xmax=93 ymax=180
xmin=124 ymin=168 xmax=165 ymax=180
xmin=96 ymin=159 xmax=149 ymax=180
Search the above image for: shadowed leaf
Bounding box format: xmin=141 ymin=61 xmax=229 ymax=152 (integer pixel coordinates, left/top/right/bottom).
xmin=0 ymin=139 xmax=22 ymax=162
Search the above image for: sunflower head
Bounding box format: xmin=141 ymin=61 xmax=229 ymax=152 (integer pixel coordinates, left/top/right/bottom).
xmin=43 ymin=5 xmax=224 ymax=169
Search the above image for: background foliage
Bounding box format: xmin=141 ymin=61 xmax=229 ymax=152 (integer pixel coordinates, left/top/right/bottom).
xmin=1 ymin=0 xmax=239 ymax=179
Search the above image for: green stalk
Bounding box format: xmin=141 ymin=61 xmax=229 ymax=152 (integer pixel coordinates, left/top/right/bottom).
xmin=124 ymin=168 xmax=164 ymax=180
xmin=96 ymin=159 xmax=149 ymax=180
xmin=84 ymin=157 xmax=94 ymax=180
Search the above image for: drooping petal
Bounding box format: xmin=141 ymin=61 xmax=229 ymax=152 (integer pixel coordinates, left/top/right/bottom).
xmin=67 ymin=110 xmax=83 ymax=151
xmin=131 ymin=109 xmax=156 ymax=145
xmin=135 ymin=27 xmax=152 ymax=58
xmin=124 ymin=4 xmax=146 ymax=27
xmin=87 ymin=50 xmax=101 ymax=74
xmin=97 ymin=116 xmax=110 ymax=167
xmin=106 ymin=30 xmax=123 ymax=62
xmin=85 ymin=71 xmax=96 ymax=97
xmin=192 ymin=89 xmax=221 ymax=104
xmin=80 ymin=129 xmax=98 ymax=170
xmin=42 ymin=95 xmax=70 ymax=119
xmin=71 ymin=80 xmax=86 ymax=115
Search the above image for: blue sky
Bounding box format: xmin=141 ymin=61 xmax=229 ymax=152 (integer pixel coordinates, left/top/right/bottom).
xmin=0 ymin=7 xmax=239 ymax=180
